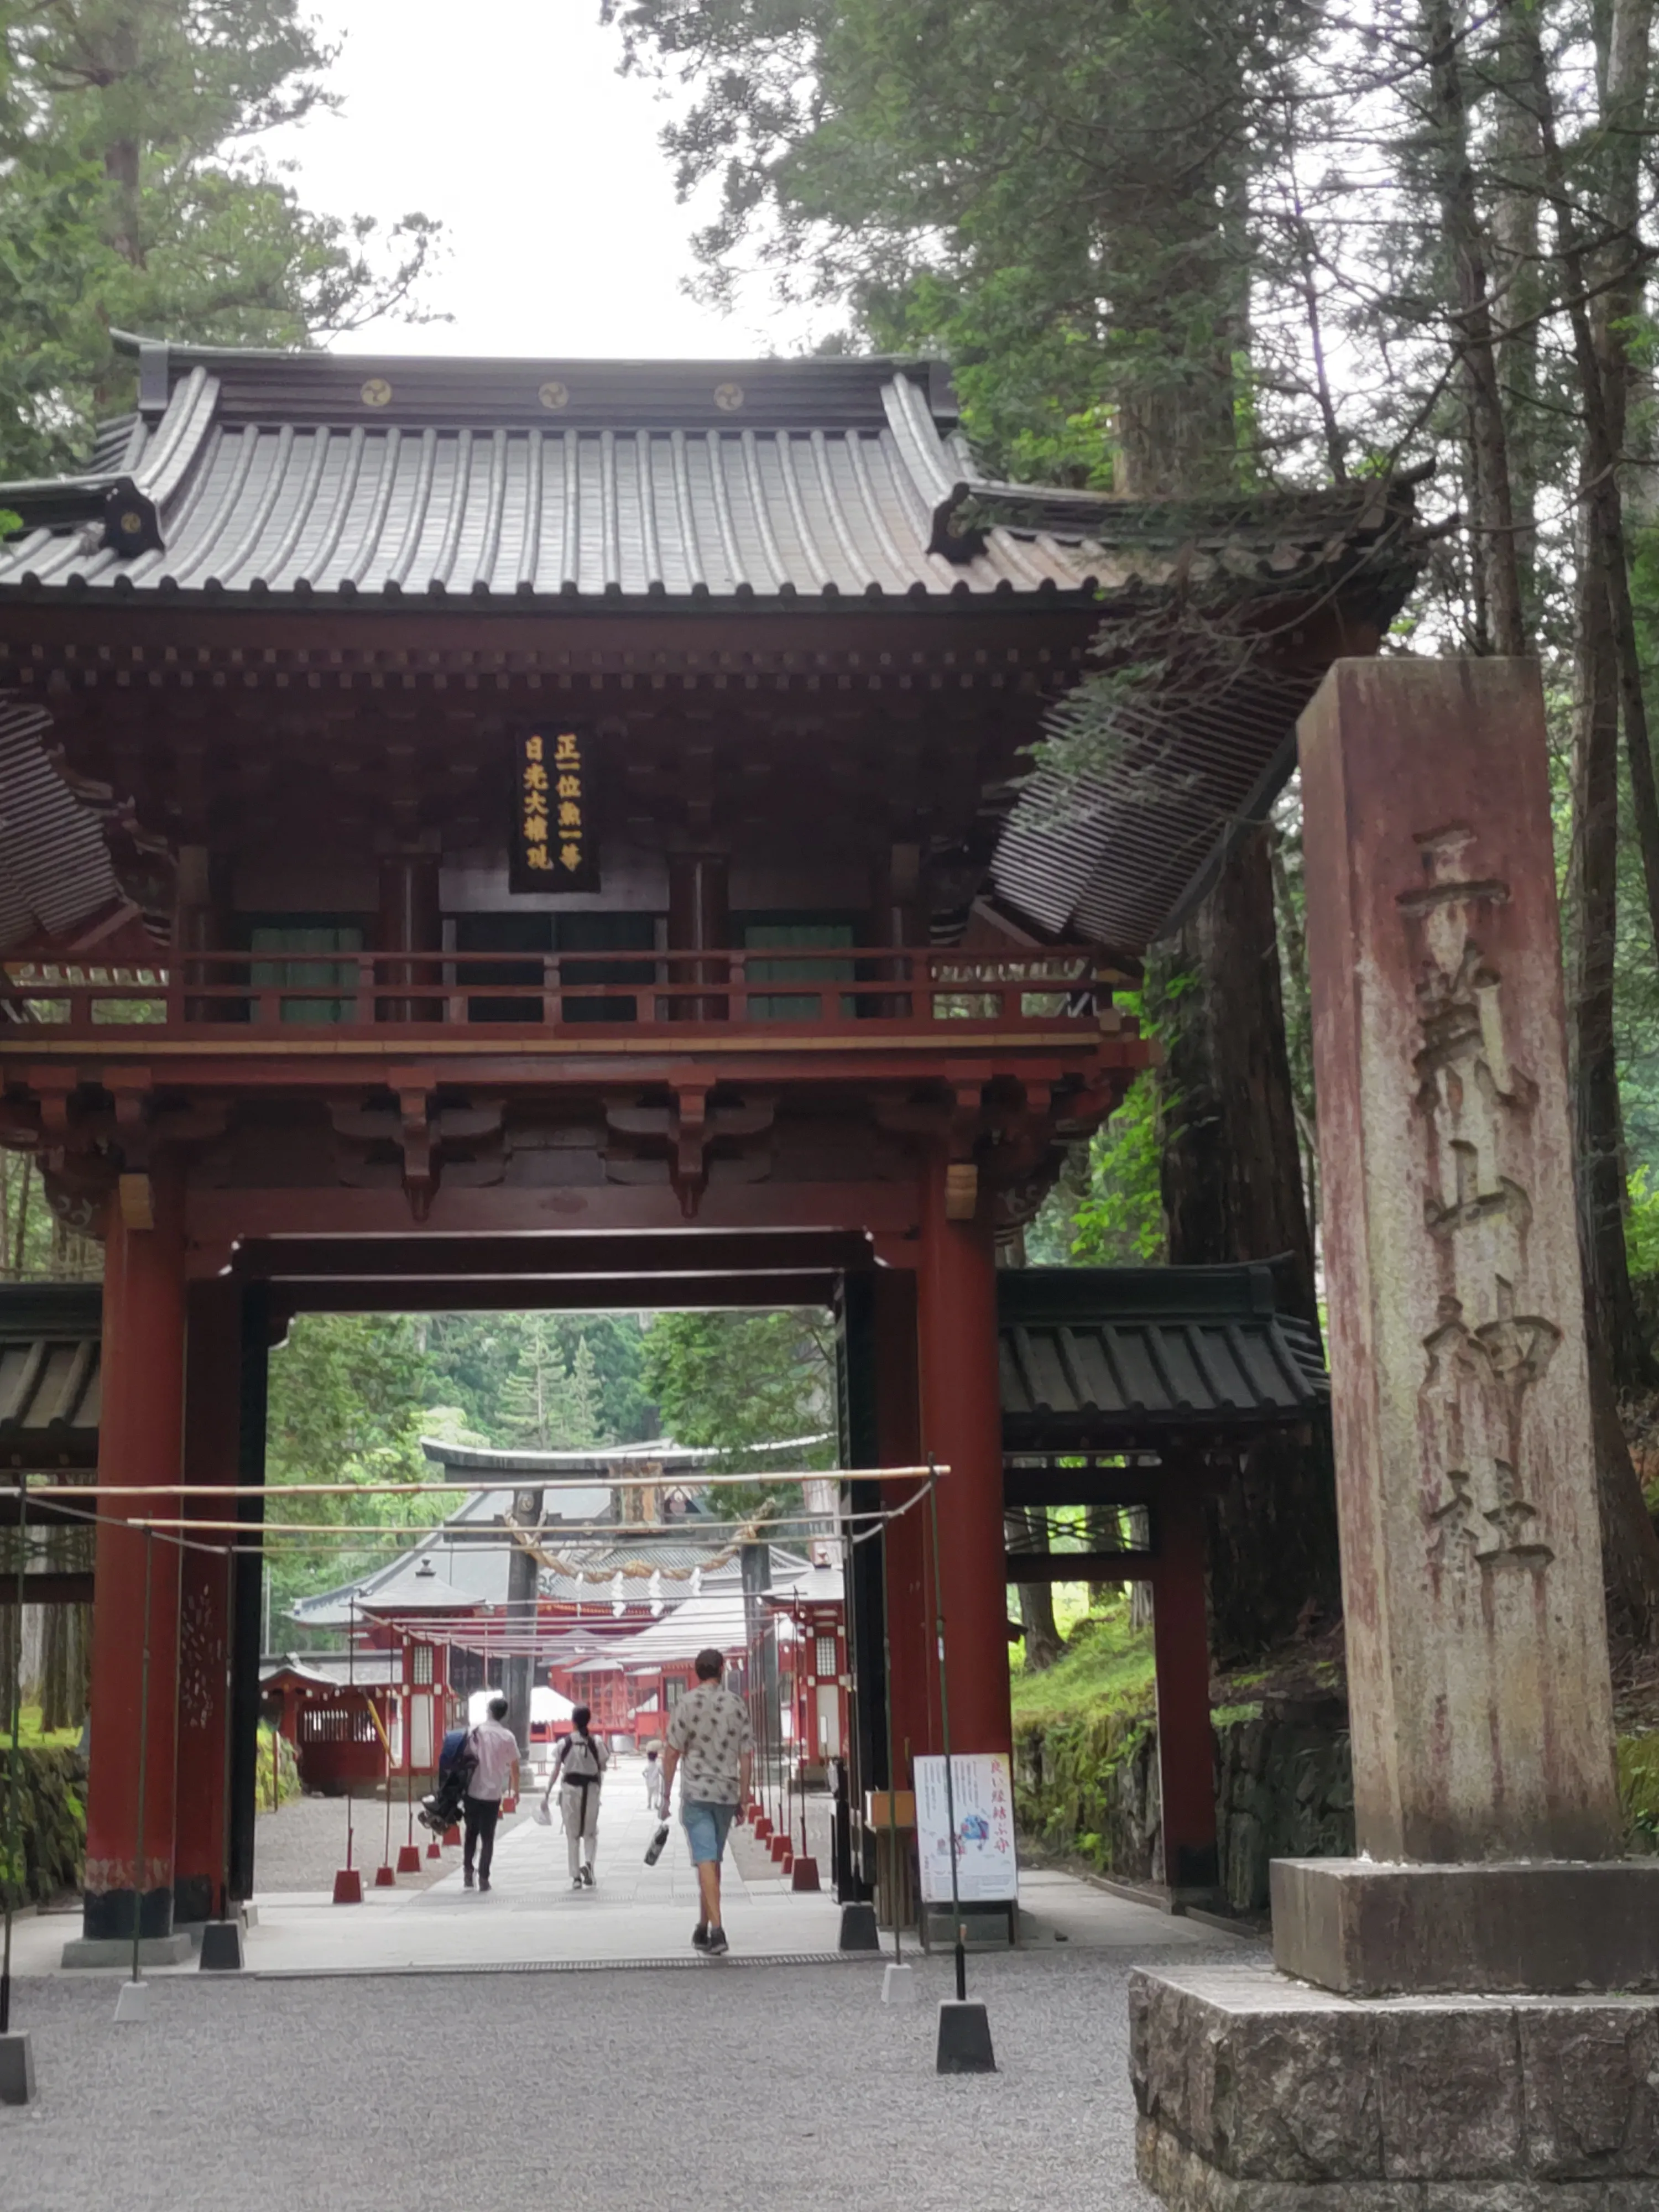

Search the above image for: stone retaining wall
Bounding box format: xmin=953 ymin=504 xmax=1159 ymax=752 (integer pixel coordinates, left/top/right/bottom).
xmin=1014 ymin=1699 xmax=1355 ymax=1914
xmin=1018 ymin=1701 xmax=1659 ymax=1912
xmin=0 ymin=1746 xmax=87 ymax=1908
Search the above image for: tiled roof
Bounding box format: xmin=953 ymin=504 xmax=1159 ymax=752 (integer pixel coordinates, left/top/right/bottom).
xmin=0 ymin=1265 xmax=1328 ymax=1490
xmin=0 ymin=1284 xmax=102 ymax=1467
xmin=0 ymin=338 xmax=1431 ymax=958
xmin=998 ymin=1264 xmax=1327 ymax=1451
xmin=0 ymin=335 xmax=1426 ymax=619
xmin=0 ymin=705 xmax=123 ymax=954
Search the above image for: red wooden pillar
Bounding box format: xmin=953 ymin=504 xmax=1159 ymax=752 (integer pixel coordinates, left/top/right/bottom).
xmin=875 ymin=1267 xmax=935 ymax=1768
xmin=914 ymin=1147 xmax=1012 ymax=1757
xmin=1151 ymin=1471 xmax=1219 ymax=1899
xmin=173 ymin=1280 xmax=240 ymax=1924
xmin=82 ymin=1166 xmax=187 ymax=1941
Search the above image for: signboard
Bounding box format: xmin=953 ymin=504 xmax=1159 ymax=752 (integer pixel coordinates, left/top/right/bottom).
xmin=511 ymin=727 xmax=599 ymax=893
xmin=914 ymin=1753 xmax=1019 ymax=1905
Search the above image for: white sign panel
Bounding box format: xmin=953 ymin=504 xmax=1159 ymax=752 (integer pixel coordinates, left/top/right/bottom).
xmin=914 ymin=1753 xmax=1019 ymax=1905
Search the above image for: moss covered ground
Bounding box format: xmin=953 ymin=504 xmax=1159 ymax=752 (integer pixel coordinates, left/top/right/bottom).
xmin=1010 ymin=1601 xmax=1156 ymax=1731
xmin=8 ymin=1703 xmax=80 ymax=1750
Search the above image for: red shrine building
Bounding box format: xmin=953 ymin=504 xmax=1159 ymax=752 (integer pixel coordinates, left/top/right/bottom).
xmin=0 ymin=334 xmax=1422 ymax=1944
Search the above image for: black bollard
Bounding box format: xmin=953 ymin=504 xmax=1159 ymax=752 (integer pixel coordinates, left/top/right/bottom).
xmin=839 ymin=1901 xmax=880 ymax=1952
xmin=936 ymin=1998 xmax=997 ymax=2074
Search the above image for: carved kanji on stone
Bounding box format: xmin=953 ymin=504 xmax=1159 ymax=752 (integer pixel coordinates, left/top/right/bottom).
xmin=1400 ymin=825 xmax=1559 ymax=1577
xmin=1401 ymin=827 xmax=1534 ymax=1239
xmin=1420 ymin=1281 xmax=1559 ymax=1572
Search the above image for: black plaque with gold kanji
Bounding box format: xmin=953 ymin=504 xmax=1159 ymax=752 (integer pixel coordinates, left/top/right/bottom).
xmin=510 ymin=727 xmax=599 ymax=893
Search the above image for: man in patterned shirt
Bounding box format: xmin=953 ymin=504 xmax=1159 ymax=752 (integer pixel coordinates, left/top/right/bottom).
xmin=661 ymin=1646 xmax=753 ymax=1957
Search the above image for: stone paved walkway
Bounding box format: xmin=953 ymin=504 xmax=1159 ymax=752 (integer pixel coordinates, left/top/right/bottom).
xmin=8 ymin=1756 xmax=1228 ymax=1983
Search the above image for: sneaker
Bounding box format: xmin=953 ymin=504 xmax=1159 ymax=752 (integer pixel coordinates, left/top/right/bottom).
xmin=705 ymin=1926 xmax=729 ymax=1957
xmin=572 ymin=1876 xmax=586 ymax=1891
xmin=478 ymin=1877 xmax=492 ymax=1893
xmin=462 ymin=1870 xmax=474 ymax=1890
xmin=580 ymin=1863 xmax=594 ymax=1887
xmin=691 ymin=1921 xmax=709 ymax=1949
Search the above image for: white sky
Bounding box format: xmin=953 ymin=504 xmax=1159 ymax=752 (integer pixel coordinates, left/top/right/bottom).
xmin=265 ymin=1 xmax=813 ymax=361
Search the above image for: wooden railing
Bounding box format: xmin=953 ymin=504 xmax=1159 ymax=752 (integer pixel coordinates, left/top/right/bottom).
xmin=2 ymin=945 xmax=1113 ymax=1041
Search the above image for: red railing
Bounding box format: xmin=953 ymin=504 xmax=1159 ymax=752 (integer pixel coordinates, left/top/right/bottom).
xmin=2 ymin=945 xmax=1112 ymax=1041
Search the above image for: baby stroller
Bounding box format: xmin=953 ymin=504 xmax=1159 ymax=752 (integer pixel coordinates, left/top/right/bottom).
xmin=418 ymin=1725 xmax=477 ymax=1836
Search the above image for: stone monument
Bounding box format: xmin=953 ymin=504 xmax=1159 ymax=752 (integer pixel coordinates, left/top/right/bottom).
xmin=1132 ymin=658 xmax=1659 ymax=2207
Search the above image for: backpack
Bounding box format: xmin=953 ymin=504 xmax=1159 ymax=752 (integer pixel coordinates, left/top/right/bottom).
xmin=559 ymin=1729 xmax=605 ymax=1784
xmin=438 ymin=1725 xmax=477 ymax=1782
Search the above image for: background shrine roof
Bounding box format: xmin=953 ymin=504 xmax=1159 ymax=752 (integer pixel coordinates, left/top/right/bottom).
xmin=0 ymin=1282 xmax=101 ymax=1469
xmin=0 ymin=333 xmax=1425 ymax=614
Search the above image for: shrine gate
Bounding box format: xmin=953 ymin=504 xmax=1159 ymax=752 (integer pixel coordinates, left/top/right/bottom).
xmin=0 ymin=335 xmax=1422 ymax=1944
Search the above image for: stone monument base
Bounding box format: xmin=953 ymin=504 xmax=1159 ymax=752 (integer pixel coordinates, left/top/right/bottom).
xmin=1271 ymin=1857 xmax=1659 ymax=1996
xmin=1131 ymin=1963 xmax=1659 ymax=2208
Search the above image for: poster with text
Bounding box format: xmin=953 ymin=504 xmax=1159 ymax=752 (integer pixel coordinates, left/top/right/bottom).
xmin=914 ymin=1753 xmax=1019 ymax=1905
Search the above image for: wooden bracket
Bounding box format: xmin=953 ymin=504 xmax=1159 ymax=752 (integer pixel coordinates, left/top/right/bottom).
xmin=603 ymin=1087 xmax=776 ymax=1219
xmin=397 ymin=1088 xmax=436 ymax=1222
xmin=944 ymin=1161 xmax=979 ymax=1220
xmin=28 ymin=1067 xmax=81 ymax=1164
xmin=118 ymin=1171 xmax=154 ymax=1231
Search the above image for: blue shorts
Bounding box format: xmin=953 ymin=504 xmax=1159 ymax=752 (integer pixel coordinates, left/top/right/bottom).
xmin=681 ymin=1799 xmax=736 ymax=1865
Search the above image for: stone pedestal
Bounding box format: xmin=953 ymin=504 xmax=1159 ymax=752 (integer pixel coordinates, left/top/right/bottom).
xmin=1131 ymin=661 xmax=1658 ymax=2210
xmin=1272 ymin=1858 xmax=1659 ymax=1997
xmin=1133 ymin=1965 xmax=1659 ymax=2208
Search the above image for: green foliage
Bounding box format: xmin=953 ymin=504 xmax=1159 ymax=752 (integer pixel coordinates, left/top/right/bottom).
xmin=603 ymin=0 xmax=1290 ymax=489
xmin=1069 ymin=1073 xmax=1165 ymax=1266
xmin=498 ymin=1318 xmax=606 ymax=1451
xmin=263 ymin=1313 xmax=466 ymax=1617
xmin=640 ymin=1309 xmax=834 ymax=1516
xmin=254 ymin=1722 xmax=300 ymax=1810
xmin=0 ymin=1152 xmax=101 ymax=1282
xmin=0 ymin=1746 xmax=86 ymax=1906
xmin=421 ymin=1311 xmax=655 ymax=1449
xmin=1618 ymin=1735 xmax=1659 ymax=1853
xmin=1629 ymin=1168 xmax=1659 ymax=1282
xmin=0 ymin=1 xmax=442 ymax=477
xmin=1013 ymin=1698 xmax=1155 ymax=1871
xmin=1024 ymin=993 xmax=1166 ymax=1268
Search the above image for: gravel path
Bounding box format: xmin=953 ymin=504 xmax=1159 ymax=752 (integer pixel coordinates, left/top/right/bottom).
xmin=0 ymin=1940 xmax=1237 ymax=2211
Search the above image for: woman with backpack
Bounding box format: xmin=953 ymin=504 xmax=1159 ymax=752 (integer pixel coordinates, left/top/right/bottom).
xmin=543 ymin=1707 xmax=608 ymax=1889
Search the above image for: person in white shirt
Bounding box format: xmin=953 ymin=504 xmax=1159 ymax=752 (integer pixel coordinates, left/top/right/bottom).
xmin=544 ymin=1707 xmax=609 ymax=1888
xmin=462 ymin=1695 xmax=520 ymax=1893
xmin=643 ymin=1746 xmax=665 ymax=1817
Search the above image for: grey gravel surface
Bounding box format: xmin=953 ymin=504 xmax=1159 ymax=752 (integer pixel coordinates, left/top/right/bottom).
xmin=0 ymin=1940 xmax=1243 ymax=2212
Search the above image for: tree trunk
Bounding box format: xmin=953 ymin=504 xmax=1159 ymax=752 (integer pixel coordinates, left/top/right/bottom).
xmin=1588 ymin=1331 xmax=1659 ymax=1644
xmin=1423 ymin=0 xmax=1526 ymax=655
xmin=1006 ymin=1506 xmax=1062 ymax=1671
xmin=1567 ymin=528 xmax=1655 ymax=1386
xmin=38 ymin=1520 xmax=91 ymax=1735
xmin=1489 ymin=6 xmax=1545 ymax=637
xmin=1086 ymin=1502 xmax=1118 ymax=1604
xmin=1511 ymin=0 xmax=1659 ymax=966
xmin=1149 ymin=824 xmax=1342 ymax=1662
